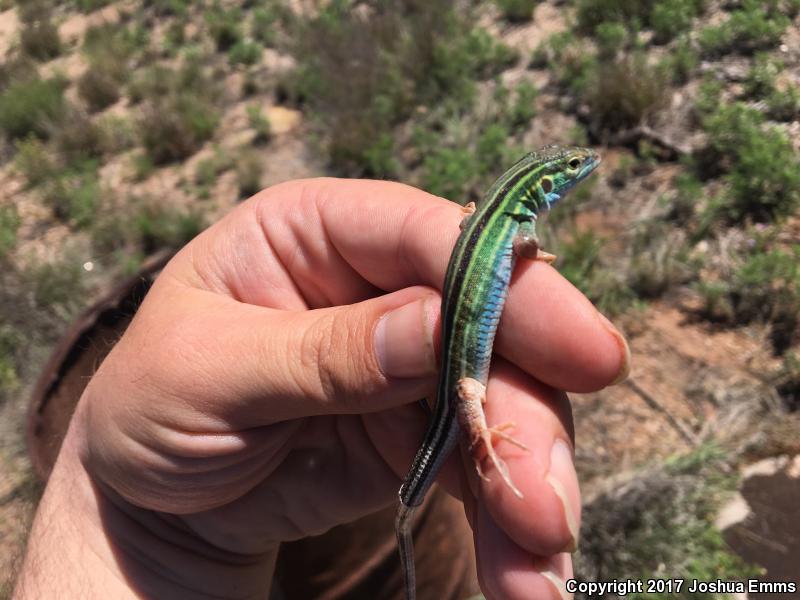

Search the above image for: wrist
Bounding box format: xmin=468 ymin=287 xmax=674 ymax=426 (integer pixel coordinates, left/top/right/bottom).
xmin=16 ymin=403 xmax=277 ymax=599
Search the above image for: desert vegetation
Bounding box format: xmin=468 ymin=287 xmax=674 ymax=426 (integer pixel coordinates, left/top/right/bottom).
xmin=1 ymin=0 xmax=799 ymax=595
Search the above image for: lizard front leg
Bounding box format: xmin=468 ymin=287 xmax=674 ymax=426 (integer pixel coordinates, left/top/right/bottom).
xmin=455 ymin=377 xmax=528 ymax=499
xmin=513 ymin=220 xmax=556 ymax=263
xmin=459 ymin=201 xmax=477 ymax=230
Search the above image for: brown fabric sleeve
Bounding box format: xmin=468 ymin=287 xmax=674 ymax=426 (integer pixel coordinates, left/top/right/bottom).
xmin=274 ymin=487 xmax=479 ymax=600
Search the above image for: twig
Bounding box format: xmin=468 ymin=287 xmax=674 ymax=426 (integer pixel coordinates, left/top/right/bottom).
xmin=623 ymin=379 xmax=700 ymax=446
xmin=609 ymin=125 xmax=691 ymax=159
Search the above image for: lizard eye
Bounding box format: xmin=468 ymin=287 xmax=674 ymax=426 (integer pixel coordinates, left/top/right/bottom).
xmin=568 ymin=157 xmax=582 ymax=170
xmin=541 ymin=177 xmax=553 ymax=194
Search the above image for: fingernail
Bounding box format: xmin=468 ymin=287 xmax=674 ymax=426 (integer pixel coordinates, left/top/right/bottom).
xmin=545 ymin=439 xmax=580 ymax=553
xmin=534 ymin=556 xmax=573 ymax=600
xmin=374 ymin=296 xmax=437 ymax=379
xmin=540 ymin=570 xmax=572 ymax=600
xmin=598 ymin=312 xmax=631 ymax=385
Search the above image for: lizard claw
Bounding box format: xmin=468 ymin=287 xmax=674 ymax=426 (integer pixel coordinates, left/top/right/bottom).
xmin=535 ymin=249 xmax=557 ymax=264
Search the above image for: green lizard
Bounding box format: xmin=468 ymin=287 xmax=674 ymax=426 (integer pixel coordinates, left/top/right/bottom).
xmin=396 ymin=145 xmax=601 ymax=600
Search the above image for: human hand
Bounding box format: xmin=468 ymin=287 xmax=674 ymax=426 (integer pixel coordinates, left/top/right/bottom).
xmin=19 ymin=179 xmax=628 ymax=599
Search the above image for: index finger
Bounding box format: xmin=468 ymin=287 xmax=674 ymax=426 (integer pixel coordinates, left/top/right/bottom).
xmin=184 ymin=178 xmax=628 ymax=392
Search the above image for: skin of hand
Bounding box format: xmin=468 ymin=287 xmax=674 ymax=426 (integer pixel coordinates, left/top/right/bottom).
xmin=15 ymin=178 xmax=629 ymax=600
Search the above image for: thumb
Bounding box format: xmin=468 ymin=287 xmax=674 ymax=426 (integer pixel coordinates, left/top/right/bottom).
xmin=276 ymin=285 xmax=441 ymax=418
xmin=145 ymin=285 xmax=442 ymax=427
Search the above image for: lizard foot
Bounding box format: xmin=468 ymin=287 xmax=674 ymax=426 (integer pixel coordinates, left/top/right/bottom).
xmin=513 ymin=222 xmax=557 ymax=263
xmin=455 ymin=377 xmax=527 ymax=499
xmin=459 ymin=202 xmax=477 ymax=230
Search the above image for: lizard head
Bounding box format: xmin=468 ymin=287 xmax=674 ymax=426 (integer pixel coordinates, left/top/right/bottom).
xmin=530 ymin=145 xmax=601 ymax=209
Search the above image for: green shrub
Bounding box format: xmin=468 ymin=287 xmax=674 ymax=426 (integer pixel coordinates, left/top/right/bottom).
xmin=697 ymin=245 xmax=800 ymax=350
xmin=134 ymin=60 xmax=221 ymax=164
xmin=14 ymin=136 xmax=56 ymax=187
xmin=667 ymin=173 xmax=702 ymax=225
xmin=162 ymin=20 xmax=187 ymax=55
xmin=495 ymin=0 xmax=539 ymax=22
xmin=143 ymin=0 xmax=188 ymax=16
xmin=0 ymin=54 xmax=38 ymax=90
xmin=0 ymin=325 xmax=21 ymax=394
xmin=594 ymin=21 xmax=627 ymax=58
xmin=419 ymin=146 xmax=477 ymax=202
xmin=207 ymin=5 xmax=242 ymax=51
xmin=128 ymin=65 xmax=172 ymax=104
xmin=692 ymin=76 xmax=723 ymax=122
xmin=699 ymin=1 xmax=789 ymax=58
xmin=699 ymin=103 xmax=800 ymax=223
xmin=16 ymin=0 xmax=52 ymax=25
xmin=660 ymin=36 xmax=698 ymax=84
xmin=766 ymin=86 xmax=800 ymax=121
xmin=20 ymin=18 xmax=61 ymax=60
xmin=650 ymin=0 xmax=702 ymax=43
xmin=96 ymin=115 xmax=136 ymax=155
xmin=458 ymin=29 xmax=518 ymax=80
xmin=290 ymin=0 xmax=516 ymax=176
xmin=509 ymin=80 xmax=538 ymax=126
xmin=236 ymin=150 xmax=263 ymax=198
xmin=532 ymin=32 xmax=596 ymax=95
xmin=476 ymin=123 xmax=514 ymax=174
xmin=414 ymin=89 xmax=523 ymax=203
xmin=0 ymin=76 xmax=66 ymax=139
xmin=193 ymin=147 xmax=232 ymax=198
xmin=743 ymin=54 xmax=800 ymax=121
xmin=247 ymin=105 xmax=272 ymax=144
xmin=576 ymin=0 xmax=704 ymax=40
xmin=77 ymin=68 xmax=120 ymax=112
xmin=559 ymin=229 xmax=604 ymax=292
xmin=0 ymin=204 xmax=20 ymax=259
xmin=557 ymin=229 xmax=636 ymax=315
xmin=79 ymin=23 xmax=139 ymax=111
xmin=744 ymin=53 xmax=781 ymax=98
xmin=413 ymin=75 xmax=541 ymax=202
xmin=733 ymin=246 xmax=800 ymax=325
xmin=83 ymin=22 xmax=142 ymax=61
xmin=697 ymin=279 xmax=732 ymax=322
xmin=25 ymin=253 xmax=86 ymax=312
xmin=52 ymin=109 xmax=106 ymax=164
xmin=194 ymin=151 xmax=229 ymax=187
xmin=577 ymin=446 xmax=757 ymax=588
xmin=75 ymin=0 xmax=112 ymax=11
xmin=584 ymin=52 xmax=668 ymax=133
xmin=129 ymin=58 xmax=211 ymax=104
xmin=627 ymin=221 xmax=694 ymax=298
xmin=93 ymin=194 xmax=203 ymax=258
xmin=575 ymin=0 xmax=655 ymax=33
xmin=134 ymin=200 xmax=205 ymax=252
xmin=140 ymin=93 xmax=219 ymax=164
xmin=228 ymin=40 xmax=262 ymax=65
xmin=130 ymin=152 xmax=155 ymax=182
xmin=41 ymin=162 xmax=103 ymax=228
xmin=252 ymin=6 xmax=280 ymax=45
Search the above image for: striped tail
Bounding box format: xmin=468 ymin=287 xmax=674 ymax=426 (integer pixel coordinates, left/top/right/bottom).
xmin=395 ymin=503 xmax=417 ymax=600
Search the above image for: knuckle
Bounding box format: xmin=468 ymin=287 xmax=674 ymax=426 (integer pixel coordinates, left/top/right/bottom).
xmin=295 ymin=307 xmax=381 ymax=408
xmin=308 ymin=311 xmax=339 ymax=401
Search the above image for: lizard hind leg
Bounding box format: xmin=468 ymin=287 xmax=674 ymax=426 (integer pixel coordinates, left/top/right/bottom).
xmin=455 ymin=377 xmax=528 ymax=499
